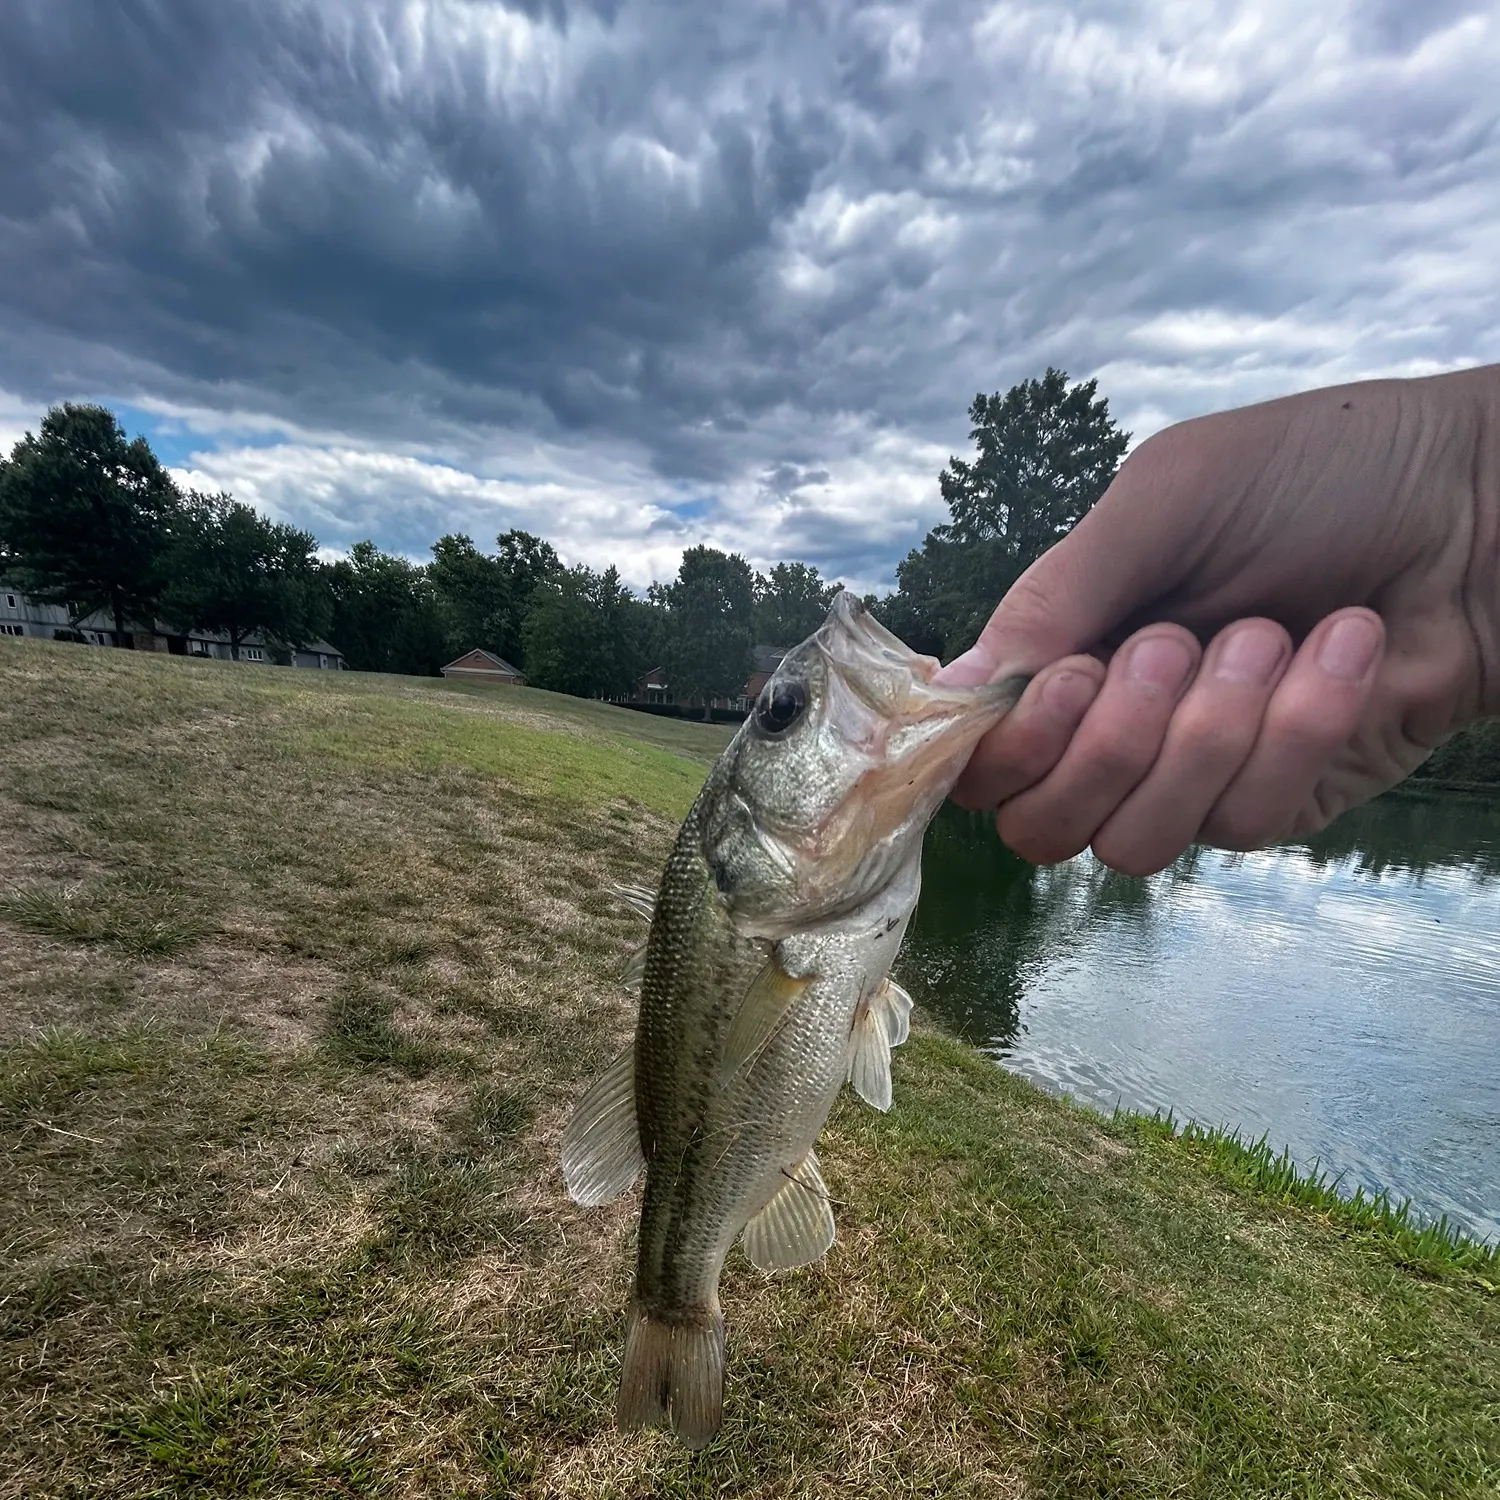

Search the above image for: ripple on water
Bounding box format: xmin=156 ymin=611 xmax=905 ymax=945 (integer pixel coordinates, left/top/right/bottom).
xmin=902 ymin=802 xmax=1500 ymax=1245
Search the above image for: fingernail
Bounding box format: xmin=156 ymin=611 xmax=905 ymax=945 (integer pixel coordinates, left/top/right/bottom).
xmin=1215 ymin=627 xmax=1285 ymax=685
xmin=1040 ymin=669 xmax=1099 ymax=723
xmin=934 ymin=645 xmax=992 ymax=688
xmin=1318 ymin=616 xmax=1380 ymax=681
xmin=1126 ymin=635 xmax=1194 ymax=692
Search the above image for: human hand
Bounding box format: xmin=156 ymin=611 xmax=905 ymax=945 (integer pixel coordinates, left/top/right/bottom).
xmin=939 ymin=365 xmax=1500 ymax=875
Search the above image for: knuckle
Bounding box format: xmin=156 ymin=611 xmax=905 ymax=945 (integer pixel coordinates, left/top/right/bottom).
xmin=1081 ymin=738 xmax=1153 ymax=787
xmin=1171 ymin=708 xmax=1255 ymax=769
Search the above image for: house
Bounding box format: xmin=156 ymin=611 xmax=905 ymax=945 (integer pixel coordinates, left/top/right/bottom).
xmin=634 ymin=664 xmax=671 ymax=704
xmin=440 ymin=648 xmax=525 ymax=686
xmin=0 ymin=588 xmax=345 ymax=669
xmin=742 ymin=646 xmax=789 ymax=703
xmin=621 ymin=645 xmax=791 ymax=718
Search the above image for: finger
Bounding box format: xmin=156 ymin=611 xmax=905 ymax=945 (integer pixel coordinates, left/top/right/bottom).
xmin=950 ymin=656 xmax=1106 ymax=809
xmin=995 ymin=625 xmax=1201 ymax=865
xmin=1089 ymin=619 xmax=1293 ymax=876
xmin=1201 ymin=609 xmax=1385 ymax=850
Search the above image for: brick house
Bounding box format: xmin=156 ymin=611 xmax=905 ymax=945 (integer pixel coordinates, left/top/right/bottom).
xmin=440 ymin=648 xmax=526 ymax=686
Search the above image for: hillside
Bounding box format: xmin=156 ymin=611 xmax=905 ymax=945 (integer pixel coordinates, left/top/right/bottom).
xmin=1 ymin=638 xmax=1495 ymax=1499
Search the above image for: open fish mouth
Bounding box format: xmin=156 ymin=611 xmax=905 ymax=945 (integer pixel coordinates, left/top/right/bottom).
xmin=709 ymin=592 xmax=1027 ymax=932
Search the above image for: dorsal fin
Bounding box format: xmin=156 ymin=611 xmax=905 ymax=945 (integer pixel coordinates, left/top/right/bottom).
xmin=560 ymin=1044 xmax=644 ymax=1206
xmin=610 ymin=883 xmax=658 ymax=923
xmin=621 ymin=941 xmax=648 ymax=993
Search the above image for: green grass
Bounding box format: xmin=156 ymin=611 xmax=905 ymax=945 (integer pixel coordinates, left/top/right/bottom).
xmin=0 ymin=635 xmax=1495 ymax=1499
xmin=1122 ymin=1112 xmax=1497 ymax=1283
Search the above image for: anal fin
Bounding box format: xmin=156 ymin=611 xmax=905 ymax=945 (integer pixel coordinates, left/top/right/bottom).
xmin=560 ymin=1044 xmax=644 ymax=1206
xmin=740 ymin=1150 xmax=836 ymax=1270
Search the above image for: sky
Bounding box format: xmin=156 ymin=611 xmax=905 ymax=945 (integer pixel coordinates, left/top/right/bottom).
xmin=1 ymin=0 xmax=1497 ymax=595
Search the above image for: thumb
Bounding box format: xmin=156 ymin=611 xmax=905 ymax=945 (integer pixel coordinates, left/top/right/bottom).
xmin=935 ymin=447 xmax=1192 ymax=685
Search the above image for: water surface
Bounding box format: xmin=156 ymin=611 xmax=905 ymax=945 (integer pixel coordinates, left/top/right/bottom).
xmin=899 ymin=797 xmax=1500 ymax=1244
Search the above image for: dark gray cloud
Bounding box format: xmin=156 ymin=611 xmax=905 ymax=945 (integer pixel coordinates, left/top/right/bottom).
xmin=1 ymin=0 xmax=1497 ymax=590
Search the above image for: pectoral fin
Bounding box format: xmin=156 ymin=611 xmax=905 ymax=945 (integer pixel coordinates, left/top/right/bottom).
xmin=560 ymin=1044 xmax=644 ymax=1206
xmin=847 ymin=976 xmax=914 ymax=1112
xmin=717 ymin=955 xmax=812 ymax=1084
xmin=740 ymin=1151 xmax=836 ymax=1270
xmin=611 ymin=883 xmax=657 ymax=923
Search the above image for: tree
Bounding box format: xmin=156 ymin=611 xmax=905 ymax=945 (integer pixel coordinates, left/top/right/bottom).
xmin=881 ymin=370 xmax=1129 ymax=659
xmin=523 ymin=568 xmax=607 ymax=697
xmin=0 ymin=403 xmax=180 ymax=643
xmin=324 ymin=541 xmax=448 ymax=676
xmin=940 ymin=368 xmax=1127 ymax=555
xmin=656 ymin=546 xmax=755 ymax=719
xmin=494 ymin=528 xmax=563 ymax=668
xmin=428 ymin=533 xmax=511 ymax=660
xmin=753 ymin=561 xmax=836 ymax=645
xmin=522 ymin=564 xmax=656 ymax=699
xmin=162 ymin=491 xmax=329 ymax=659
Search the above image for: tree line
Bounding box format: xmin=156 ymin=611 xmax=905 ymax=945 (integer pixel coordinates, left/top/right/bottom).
xmin=0 ymin=403 xmax=854 ymax=709
xmin=7 ymin=380 xmax=1494 ymax=785
xmin=0 ymin=372 xmax=1136 ymax=700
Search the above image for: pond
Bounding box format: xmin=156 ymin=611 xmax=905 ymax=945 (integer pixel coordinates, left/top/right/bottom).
xmin=899 ymin=796 xmax=1500 ymax=1245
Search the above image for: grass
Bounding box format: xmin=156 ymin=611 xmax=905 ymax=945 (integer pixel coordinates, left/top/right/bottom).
xmin=0 ymin=635 xmax=1495 ymax=1499
xmin=1122 ymin=1113 xmax=1498 ymax=1283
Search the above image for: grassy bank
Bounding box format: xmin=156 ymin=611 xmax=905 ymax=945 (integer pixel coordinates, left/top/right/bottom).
xmin=1 ymin=638 xmax=1495 ymax=1499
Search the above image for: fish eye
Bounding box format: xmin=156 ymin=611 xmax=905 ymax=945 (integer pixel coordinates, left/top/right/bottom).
xmin=753 ymin=679 xmax=807 ymax=738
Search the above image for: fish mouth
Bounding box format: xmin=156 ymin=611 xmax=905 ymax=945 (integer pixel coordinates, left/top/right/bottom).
xmin=816 ymin=591 xmax=1026 ymax=790
xmin=710 ymin=591 xmax=1028 ymax=937
xmin=769 ymin=593 xmax=1026 ymax=909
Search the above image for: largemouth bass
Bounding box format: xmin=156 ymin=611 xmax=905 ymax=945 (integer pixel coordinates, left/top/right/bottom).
xmin=560 ymin=591 xmax=1024 ymax=1447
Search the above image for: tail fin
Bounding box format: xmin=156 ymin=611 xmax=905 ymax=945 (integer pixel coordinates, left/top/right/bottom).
xmin=616 ymin=1301 xmax=725 ymax=1449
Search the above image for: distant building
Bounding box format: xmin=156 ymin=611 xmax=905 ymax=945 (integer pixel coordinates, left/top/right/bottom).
xmin=623 ymin=646 xmax=790 ymax=717
xmin=440 ymin=648 xmax=526 ymax=686
xmin=634 ymin=664 xmax=671 ymax=704
xmin=0 ymin=588 xmax=345 ymax=669
xmin=742 ymin=646 xmax=789 ymax=703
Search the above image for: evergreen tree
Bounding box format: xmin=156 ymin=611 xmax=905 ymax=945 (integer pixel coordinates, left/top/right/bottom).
xmin=0 ymin=403 xmax=180 ymax=643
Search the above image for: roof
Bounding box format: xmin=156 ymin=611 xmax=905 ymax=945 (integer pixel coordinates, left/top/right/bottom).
xmin=442 ymin=648 xmax=524 ymax=675
xmin=752 ymin=645 xmax=789 ymax=674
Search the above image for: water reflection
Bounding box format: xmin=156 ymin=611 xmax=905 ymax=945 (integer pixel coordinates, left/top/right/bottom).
xmin=899 ymin=800 xmax=1500 ymax=1244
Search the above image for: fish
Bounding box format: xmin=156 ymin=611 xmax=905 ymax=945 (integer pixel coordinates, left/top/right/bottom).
xmin=559 ymin=591 xmax=1026 ymax=1448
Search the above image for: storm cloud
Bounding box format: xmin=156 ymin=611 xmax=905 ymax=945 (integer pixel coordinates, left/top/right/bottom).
xmin=2 ymin=0 xmax=1497 ymax=589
